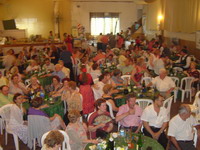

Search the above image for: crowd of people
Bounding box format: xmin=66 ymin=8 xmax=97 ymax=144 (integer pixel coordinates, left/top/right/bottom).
xmin=0 ymin=32 xmax=200 ymax=150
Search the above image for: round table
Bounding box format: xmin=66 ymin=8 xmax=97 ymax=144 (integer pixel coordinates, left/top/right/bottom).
xmin=23 ymin=97 xmax=64 ymax=118
xmin=84 ymin=134 xmax=164 ymax=150
xmin=113 ymin=86 xmax=158 ymax=107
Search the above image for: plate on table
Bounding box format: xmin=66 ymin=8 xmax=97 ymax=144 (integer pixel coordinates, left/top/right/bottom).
xmin=49 ymin=101 xmax=55 ymax=105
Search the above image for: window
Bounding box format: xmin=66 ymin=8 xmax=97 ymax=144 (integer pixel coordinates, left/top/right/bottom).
xmin=90 ymin=13 xmax=120 ymax=36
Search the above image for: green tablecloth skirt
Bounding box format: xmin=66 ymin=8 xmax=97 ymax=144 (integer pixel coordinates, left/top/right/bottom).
xmin=38 ymin=76 xmax=53 ymax=88
xmin=23 ymin=99 xmax=64 ymax=118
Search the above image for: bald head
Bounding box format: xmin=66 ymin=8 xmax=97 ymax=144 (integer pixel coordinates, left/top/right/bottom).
xmin=55 ymin=64 xmax=62 ymax=72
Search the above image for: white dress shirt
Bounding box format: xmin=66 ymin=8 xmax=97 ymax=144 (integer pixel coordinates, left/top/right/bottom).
xmin=152 ymin=76 xmax=175 ymax=92
xmin=141 ymin=104 xmax=169 ymax=128
xmin=168 ymin=115 xmax=198 ymax=141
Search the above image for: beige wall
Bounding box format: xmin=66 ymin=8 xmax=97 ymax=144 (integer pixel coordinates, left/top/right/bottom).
xmin=0 ymin=0 xmax=72 ymax=38
xmin=71 ymin=1 xmax=142 ymax=33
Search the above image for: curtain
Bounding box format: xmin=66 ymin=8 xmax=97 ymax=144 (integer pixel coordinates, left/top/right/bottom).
xmin=162 ymin=0 xmax=200 ymax=33
xmin=90 ymin=13 xmax=120 ymax=35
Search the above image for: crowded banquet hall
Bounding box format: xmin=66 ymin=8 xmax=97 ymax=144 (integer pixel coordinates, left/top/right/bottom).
xmin=0 ymin=0 xmax=200 ymax=150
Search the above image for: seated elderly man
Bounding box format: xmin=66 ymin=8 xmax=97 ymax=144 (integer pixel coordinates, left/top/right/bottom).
xmin=43 ymin=58 xmax=55 ymax=72
xmin=116 ymin=94 xmax=142 ymax=133
xmin=148 ymin=68 xmax=175 ymax=98
xmin=51 ymin=64 xmax=66 ymax=81
xmin=0 ymin=85 xmax=13 ymax=107
xmin=168 ymin=104 xmax=200 ymax=150
xmin=58 ymin=60 xmax=70 ymax=79
xmin=119 ymin=57 xmax=134 ymax=75
xmin=141 ymin=94 xmax=169 ymax=149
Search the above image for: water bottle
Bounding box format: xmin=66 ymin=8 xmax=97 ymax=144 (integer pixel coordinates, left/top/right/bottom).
xmin=120 ymin=127 xmax=126 ymax=137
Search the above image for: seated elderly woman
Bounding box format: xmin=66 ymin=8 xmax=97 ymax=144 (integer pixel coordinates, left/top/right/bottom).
xmin=28 ymin=97 xmax=66 ymax=130
xmin=88 ymin=98 xmax=114 ymax=139
xmin=26 ymin=60 xmax=40 ymax=73
xmin=65 ymin=110 xmax=97 ymax=150
xmin=9 ymin=74 xmax=28 ymax=95
xmin=102 ymin=84 xmax=119 ymax=112
xmin=111 ymin=69 xmax=124 ymax=86
xmin=27 ymin=76 xmax=44 ymax=96
xmin=52 ymin=77 xmax=70 ymax=97
xmin=7 ymin=93 xmax=28 ymax=144
xmin=184 ymin=62 xmax=200 ymax=96
xmin=61 ymin=81 xmax=82 ymax=113
xmin=45 ymin=76 xmax=63 ymax=96
xmin=41 ymin=130 xmax=64 ymax=150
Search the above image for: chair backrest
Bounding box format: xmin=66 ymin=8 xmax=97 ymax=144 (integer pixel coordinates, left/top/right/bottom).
xmin=121 ymin=75 xmax=131 ymax=85
xmin=93 ymin=78 xmax=99 ymax=84
xmin=173 ymin=67 xmax=183 ymax=72
xmin=171 ymin=77 xmax=180 ymax=87
xmin=41 ymin=130 xmax=71 ymax=150
xmin=163 ymin=96 xmax=174 ymax=119
xmin=141 ymin=77 xmax=152 ymax=86
xmin=193 ymin=91 xmax=200 ymax=113
xmin=25 ymin=79 xmax=31 ymax=86
xmin=106 ymin=101 xmax=115 ymax=119
xmin=28 ymin=115 xmax=51 ymax=149
xmin=87 ymin=111 xmax=96 ymax=122
xmin=0 ymin=104 xmax=13 ymax=124
xmin=136 ymin=99 xmax=153 ymax=110
xmin=180 ymin=77 xmax=194 ymax=90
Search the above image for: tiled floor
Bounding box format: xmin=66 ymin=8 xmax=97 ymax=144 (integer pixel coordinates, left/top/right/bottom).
xmin=0 ymin=98 xmax=199 ymax=150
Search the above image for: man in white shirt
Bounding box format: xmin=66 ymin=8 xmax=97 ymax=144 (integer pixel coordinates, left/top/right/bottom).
xmin=43 ymin=58 xmax=55 ymax=72
xmin=168 ymin=104 xmax=199 ymax=150
xmin=174 ymin=49 xmax=191 ymax=70
xmin=148 ymin=68 xmax=175 ymax=98
xmin=141 ymin=94 xmax=169 ymax=149
xmin=58 ymin=60 xmax=70 ymax=79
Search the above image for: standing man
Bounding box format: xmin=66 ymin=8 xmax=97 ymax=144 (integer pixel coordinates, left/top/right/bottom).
xmin=60 ymin=46 xmax=74 ymax=80
xmin=141 ymin=94 xmax=169 ymax=149
xmin=116 ymin=94 xmax=143 ymax=133
xmin=168 ymin=104 xmax=200 ymax=150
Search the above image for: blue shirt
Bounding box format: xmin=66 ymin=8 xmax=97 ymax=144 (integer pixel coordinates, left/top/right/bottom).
xmin=52 ymin=71 xmax=65 ymax=80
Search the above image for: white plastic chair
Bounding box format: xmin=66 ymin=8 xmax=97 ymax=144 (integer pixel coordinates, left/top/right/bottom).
xmin=180 ymin=77 xmax=194 ymax=102
xmin=194 ymin=127 xmax=198 ymax=147
xmin=141 ymin=77 xmax=152 ymax=86
xmin=173 ymin=67 xmax=183 ymax=72
xmin=87 ymin=111 xmax=96 ymax=139
xmin=0 ymin=104 xmax=19 ymax=150
xmin=193 ymin=91 xmax=200 ymax=114
xmin=171 ymin=77 xmax=180 ymax=103
xmin=41 ymin=130 xmax=71 ymax=150
xmin=106 ymin=101 xmax=115 ymax=119
xmin=136 ymin=99 xmax=153 ymax=110
xmin=121 ymin=75 xmax=131 ymax=85
xmin=163 ymin=96 xmax=174 ymax=119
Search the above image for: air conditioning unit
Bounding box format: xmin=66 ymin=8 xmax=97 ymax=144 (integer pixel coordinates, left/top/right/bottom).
xmin=133 ymin=0 xmax=157 ymax=4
